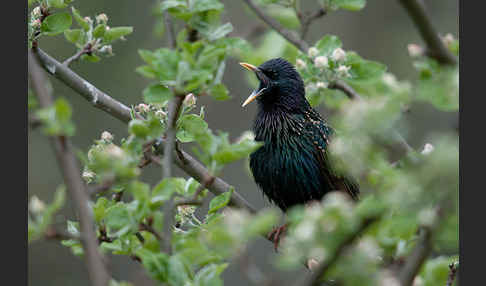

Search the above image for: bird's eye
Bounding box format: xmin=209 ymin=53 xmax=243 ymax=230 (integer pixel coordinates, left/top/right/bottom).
xmin=264 ymin=69 xmax=277 ymax=79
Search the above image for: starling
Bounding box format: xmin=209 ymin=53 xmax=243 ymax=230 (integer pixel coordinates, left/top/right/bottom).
xmin=240 ymin=58 xmax=359 ymax=247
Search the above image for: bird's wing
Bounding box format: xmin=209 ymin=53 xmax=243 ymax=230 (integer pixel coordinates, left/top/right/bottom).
xmin=303 ymin=109 xmax=360 ymax=201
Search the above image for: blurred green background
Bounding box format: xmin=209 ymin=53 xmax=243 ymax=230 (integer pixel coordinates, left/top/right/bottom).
xmin=28 ymin=0 xmax=458 ymax=285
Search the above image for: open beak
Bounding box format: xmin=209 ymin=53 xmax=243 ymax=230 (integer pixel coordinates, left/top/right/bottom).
xmin=240 ymin=62 xmax=267 ymax=107
xmin=241 ymin=88 xmax=267 ymax=107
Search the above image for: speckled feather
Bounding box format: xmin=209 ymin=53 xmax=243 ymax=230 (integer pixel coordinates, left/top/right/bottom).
xmin=247 ymin=58 xmax=359 ymax=211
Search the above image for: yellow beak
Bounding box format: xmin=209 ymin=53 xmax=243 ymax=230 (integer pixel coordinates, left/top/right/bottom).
xmin=240 ymin=62 xmax=264 ymax=107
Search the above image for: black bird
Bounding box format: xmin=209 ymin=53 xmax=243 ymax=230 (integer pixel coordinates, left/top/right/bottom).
xmin=240 ymin=58 xmax=359 ymax=247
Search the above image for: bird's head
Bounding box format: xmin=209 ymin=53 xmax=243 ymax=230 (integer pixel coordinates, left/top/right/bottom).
xmin=240 ymin=58 xmax=306 ymax=110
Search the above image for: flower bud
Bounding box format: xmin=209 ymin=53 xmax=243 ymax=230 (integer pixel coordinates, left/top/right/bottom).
xmin=82 ymin=170 xmax=96 ymax=182
xmin=441 ymin=33 xmax=455 ymax=46
xmin=314 ymin=56 xmax=329 ymax=68
xmin=99 ymin=45 xmax=113 ymax=55
xmin=307 ymin=47 xmax=319 ymax=58
xmin=32 ymin=6 xmax=41 ymax=17
xmin=32 ymin=19 xmax=41 ymax=28
xmin=29 ymin=196 xmax=46 ymax=214
xmin=295 ymin=59 xmax=306 ymax=69
xmin=96 ymin=13 xmax=108 ymax=24
xmin=101 ymin=131 xmax=113 ymax=142
xmin=407 ymin=43 xmax=423 ymax=57
xmin=183 ymin=93 xmax=196 ymax=107
xmin=336 ymin=65 xmax=351 ymax=77
xmin=316 ymin=81 xmax=328 ymax=89
xmin=137 ymin=103 xmax=150 ymax=113
xmin=331 ymin=48 xmax=346 ymax=61
xmin=155 ymin=110 xmax=167 ymax=119
xmin=421 ymin=143 xmax=434 ymax=155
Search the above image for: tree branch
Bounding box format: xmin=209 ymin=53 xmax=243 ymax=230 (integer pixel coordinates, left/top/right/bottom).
xmin=328 ymin=79 xmax=362 ymax=101
xmin=297 ymin=216 xmax=380 ymax=286
xmin=398 ymin=0 xmax=457 ymax=65
xmin=29 ymin=50 xmax=111 ymax=286
xmin=241 ymin=0 xmax=309 ymax=52
xmin=446 ymin=262 xmax=458 ymax=286
xmin=63 ymin=43 xmax=92 ymax=67
xmin=33 ymin=48 xmax=133 ymax=123
xmin=300 ymin=8 xmax=326 ymax=40
xmin=163 ymin=10 xmax=177 ymax=49
xmin=162 ymin=95 xmax=185 ymax=179
xmin=32 ymin=47 xmax=256 ymax=213
xmin=398 ymin=227 xmax=433 ymax=286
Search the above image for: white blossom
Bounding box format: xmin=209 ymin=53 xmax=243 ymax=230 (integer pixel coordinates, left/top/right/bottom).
xmin=407 ymin=43 xmax=423 ymax=57
xmin=316 ymin=81 xmax=328 ymax=89
xmin=296 ymin=59 xmax=307 ymax=69
xmin=32 ymin=6 xmax=41 ymax=17
xmin=336 ymin=65 xmax=351 ymax=77
xmin=441 ymin=33 xmax=455 ymax=46
xmin=96 ymin=13 xmax=108 ymax=24
xmin=331 ymin=48 xmax=346 ymax=61
xmin=137 ymin=103 xmax=150 ymax=113
xmin=99 ymin=45 xmax=113 ymax=55
xmin=183 ymin=93 xmax=196 ymax=107
xmin=29 ymin=196 xmax=46 ymax=214
xmin=155 ymin=110 xmax=167 ymax=119
xmin=82 ymin=170 xmax=96 ymax=182
xmin=307 ymin=47 xmax=319 ymax=58
xmin=421 ymin=143 xmax=435 ymax=155
xmin=418 ymin=207 xmax=438 ymax=227
xmin=314 ymin=56 xmax=329 ymax=68
xmin=101 ymin=131 xmax=113 ymax=142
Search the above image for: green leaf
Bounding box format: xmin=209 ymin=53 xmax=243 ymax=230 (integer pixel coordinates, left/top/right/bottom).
xmin=93 ymin=24 xmax=107 ymax=38
xmin=36 ymin=97 xmax=75 ymax=136
xmin=64 ymin=29 xmax=84 ymax=44
xmin=208 ymin=188 xmax=233 ymax=214
xmin=207 ymin=23 xmax=233 ymax=41
xmin=193 ymin=263 xmax=228 ymax=286
xmin=192 ymin=0 xmax=224 ymax=13
xmin=151 ymin=178 xmax=186 ymax=206
xmin=41 ymin=12 xmax=72 ymax=36
xmin=136 ymin=248 xmax=170 ymax=282
xmin=315 ymin=35 xmax=342 ymax=56
xmin=210 ymin=84 xmax=230 ymax=101
xmin=47 ymin=0 xmax=68 ymax=9
xmin=344 ymin=52 xmax=386 ymax=81
xmin=332 ymin=0 xmax=366 ymax=11
xmin=143 ymin=84 xmax=173 ymax=105
xmin=176 ymin=114 xmax=208 ymax=143
xmin=71 ymin=7 xmax=90 ymax=32
xmin=104 ymin=26 xmax=133 ymax=43
xmin=105 ymin=202 xmax=135 ymax=236
xmin=81 ymin=54 xmax=101 ymax=63
xmin=93 ymin=197 xmax=110 ymax=223
xmin=128 ymin=119 xmax=150 ymax=138
xmin=213 ymin=136 xmax=263 ymax=165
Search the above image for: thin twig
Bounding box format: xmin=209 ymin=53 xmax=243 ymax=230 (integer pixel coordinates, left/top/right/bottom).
xmin=162 ymin=95 xmax=185 ymax=179
xmin=241 ymin=0 xmax=309 ymax=52
xmin=398 ymin=204 xmax=449 ymax=286
xmin=328 ymin=79 xmax=362 ymax=101
xmin=163 ymin=11 xmax=177 ymax=49
xmin=63 ymin=43 xmax=92 ymax=67
xmin=300 ymin=8 xmax=326 ymax=40
xmin=398 ymin=0 xmax=457 ymax=65
xmin=139 ymin=222 xmax=163 ymax=241
xmin=29 ymin=50 xmax=111 ymax=286
xmin=34 ymin=48 xmax=132 ymax=123
xmin=297 ymin=216 xmax=380 ymax=286
xmin=398 ymin=227 xmax=433 ymax=286
xmin=446 ymin=262 xmax=458 ymax=286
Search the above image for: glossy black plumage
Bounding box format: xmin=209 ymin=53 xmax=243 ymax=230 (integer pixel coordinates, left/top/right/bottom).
xmin=243 ymin=58 xmax=359 ymax=211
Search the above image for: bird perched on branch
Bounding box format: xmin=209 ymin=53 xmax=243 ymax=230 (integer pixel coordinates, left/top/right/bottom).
xmin=240 ymin=58 xmax=359 ymax=249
